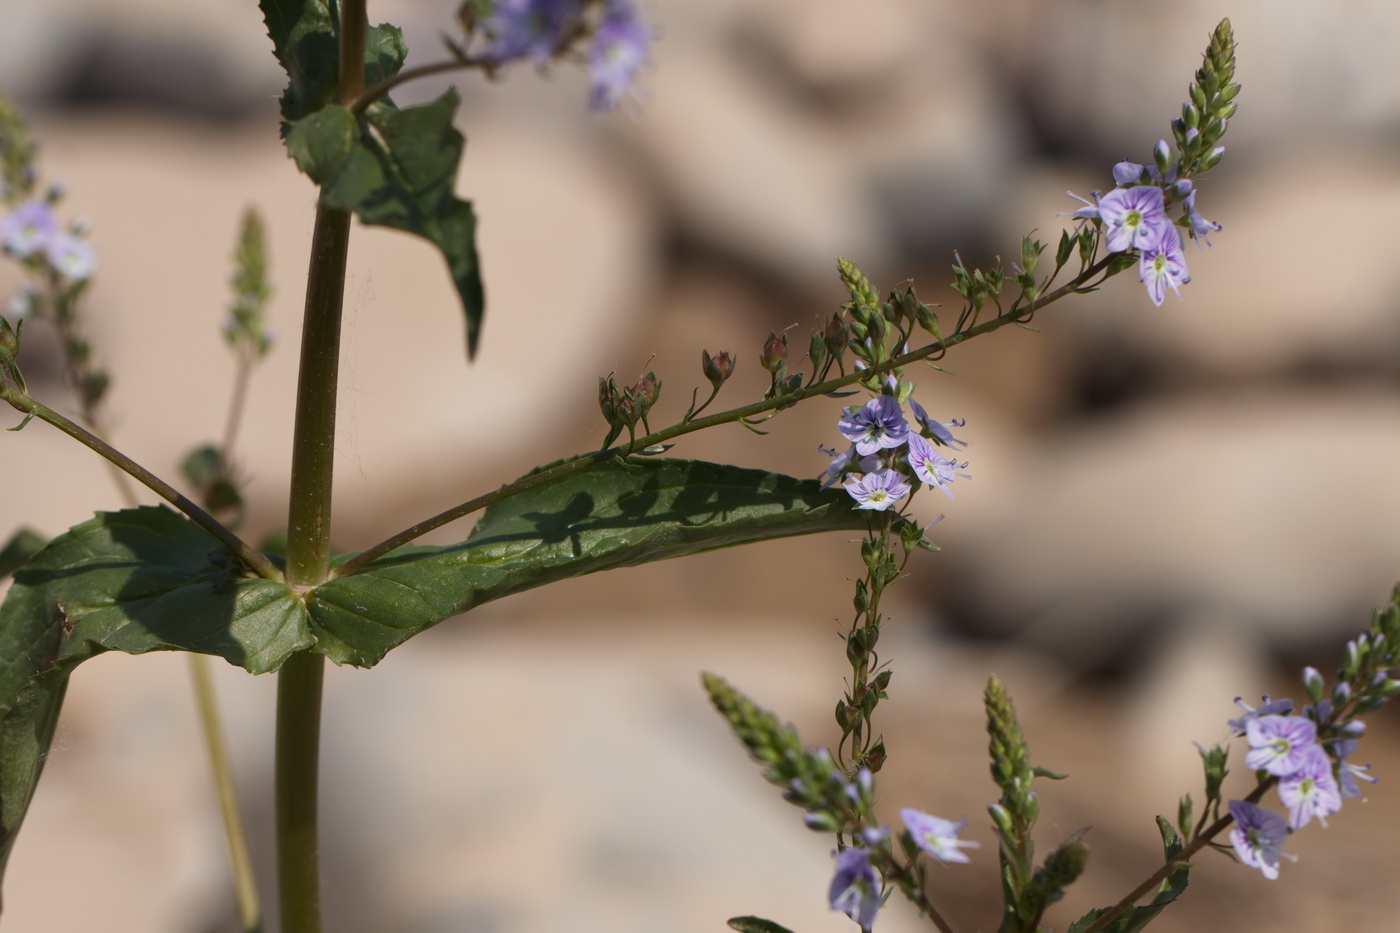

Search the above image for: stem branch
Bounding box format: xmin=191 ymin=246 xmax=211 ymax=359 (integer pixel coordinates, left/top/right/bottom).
xmin=336 ymin=255 xmax=1115 ymax=576
xmin=3 ymin=393 xmax=279 ymax=579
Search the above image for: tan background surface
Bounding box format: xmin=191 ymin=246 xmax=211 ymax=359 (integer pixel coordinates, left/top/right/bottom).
xmin=2 ymin=1 xmax=1400 ymax=931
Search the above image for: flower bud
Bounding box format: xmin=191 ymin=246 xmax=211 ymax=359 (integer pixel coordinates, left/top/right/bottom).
xmin=824 ymin=313 xmax=849 ymax=357
xmin=1153 ymin=139 xmax=1173 ymax=175
xmin=630 ymin=371 xmax=659 ymax=409
xmin=598 ymin=375 xmax=620 ymax=423
xmin=808 ymin=329 xmax=827 ymax=370
xmin=701 ymin=349 xmax=734 ymax=389
xmin=1333 ymin=681 xmax=1353 ymax=707
xmin=0 ymin=315 xmax=20 ymax=361
xmin=759 ymin=332 xmax=788 ymax=373
xmin=1302 ymin=666 xmax=1325 ymax=703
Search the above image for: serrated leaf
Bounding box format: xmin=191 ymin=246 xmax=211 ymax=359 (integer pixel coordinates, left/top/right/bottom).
xmin=728 ymin=917 xmax=797 ymax=933
xmin=0 ymin=507 xmax=308 ymax=884
xmin=260 ymin=0 xmax=407 ymax=127
xmin=311 ymin=90 xmax=485 ymax=357
xmin=0 ymin=529 xmax=45 ymax=580
xmin=286 ymin=105 xmax=357 ymax=185
xmin=306 ymin=458 xmax=869 ymax=666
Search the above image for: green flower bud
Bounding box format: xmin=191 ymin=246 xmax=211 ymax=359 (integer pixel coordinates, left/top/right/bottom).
xmin=759 ymin=332 xmax=788 ymax=373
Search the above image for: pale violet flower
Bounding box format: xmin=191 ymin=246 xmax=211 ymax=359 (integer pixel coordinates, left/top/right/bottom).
xmin=8 ymin=286 xmax=37 ymax=321
xmin=838 ymin=396 xmax=908 ymax=456
xmin=1278 ymin=746 xmax=1342 ymax=829
xmin=1228 ymin=696 xmax=1294 ymax=735
xmin=906 ymin=434 xmax=967 ymax=500
xmin=828 ymin=847 xmax=880 ymax=931
xmin=45 ymin=232 xmax=97 ymax=281
xmin=818 ymin=444 xmax=880 ymax=489
xmin=481 ymin=0 xmax=580 ymax=64
xmin=844 ymin=470 xmax=910 ymax=512
xmin=901 ymin=809 xmax=979 ymax=864
xmin=1138 ymin=224 xmax=1190 ymax=306
xmin=588 ymin=0 xmax=650 ymax=112
xmin=1335 ymin=739 xmax=1378 ymax=800
xmin=1183 ymin=189 xmax=1221 ymax=247
xmin=1098 ymin=185 xmax=1169 ymax=253
xmin=907 ymin=398 xmax=967 ymax=449
xmin=1228 ymin=800 xmax=1293 ymax=880
xmin=1 ymin=199 xmax=56 ymax=258
xmin=1064 ymin=189 xmax=1101 ymax=221
xmin=1244 ymin=715 xmax=1318 ymax=777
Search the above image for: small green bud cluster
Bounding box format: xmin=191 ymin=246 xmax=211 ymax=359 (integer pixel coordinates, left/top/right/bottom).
xmin=1174 ymin=19 xmax=1239 ymax=176
xmin=597 ymin=369 xmax=661 ymax=448
xmin=701 ymin=673 xmax=875 ymax=835
xmin=985 ymin=676 xmax=1087 ymax=933
xmin=224 ymin=208 xmax=275 ymax=359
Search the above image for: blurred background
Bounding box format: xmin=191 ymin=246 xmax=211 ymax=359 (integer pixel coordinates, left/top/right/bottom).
xmin=3 ymin=0 xmax=1400 ymax=930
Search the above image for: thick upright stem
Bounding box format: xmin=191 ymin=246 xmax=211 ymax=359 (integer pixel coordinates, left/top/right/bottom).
xmin=275 ymin=651 xmax=326 ymax=933
xmin=274 ymin=3 xmax=365 ymax=928
xmin=283 ymin=206 xmax=351 ymax=587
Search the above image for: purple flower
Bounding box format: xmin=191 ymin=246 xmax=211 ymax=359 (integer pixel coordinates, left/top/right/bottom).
xmin=908 ymin=398 xmax=968 ymax=449
xmin=1183 ymin=190 xmax=1221 ymax=248
xmin=906 ymin=434 xmax=968 ymax=500
xmin=1098 ymin=185 xmax=1169 ymax=253
xmin=900 ymin=809 xmax=979 ymax=864
xmin=1064 ymin=189 xmax=1102 ymax=221
xmin=1112 ymin=160 xmax=1149 ymax=186
xmin=45 ymin=232 xmax=97 ymax=281
xmin=828 ymin=847 xmax=880 ymax=931
xmin=1228 ymin=696 xmax=1294 ymax=735
xmin=838 ymin=396 xmax=909 ymax=456
xmin=1245 ymin=715 xmax=1319 ymax=777
xmin=1228 ymin=800 xmax=1293 ymax=880
xmin=587 ymin=0 xmax=650 ymax=111
xmin=1334 ymin=739 xmax=1378 ymax=800
xmin=1138 ymin=224 xmax=1189 ymax=306
xmin=818 ymin=444 xmax=880 ymax=489
xmin=1278 ymin=745 xmax=1342 ymax=829
xmin=844 ymin=470 xmax=910 ymax=512
xmin=1 ymin=199 xmax=56 ymax=258
xmin=481 ymin=0 xmax=580 ymax=64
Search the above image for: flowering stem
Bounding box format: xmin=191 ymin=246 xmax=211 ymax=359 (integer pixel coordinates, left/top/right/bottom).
xmin=350 ymin=59 xmax=488 ymax=114
xmin=0 ymin=391 xmax=280 ymax=579
xmin=1078 ymin=777 xmax=1276 ymax=933
xmin=878 ymin=853 xmax=957 ymax=933
xmin=274 ymin=1 xmax=365 ymax=928
xmin=191 ymin=655 xmax=263 ymax=933
xmin=335 ymin=254 xmax=1117 ymax=576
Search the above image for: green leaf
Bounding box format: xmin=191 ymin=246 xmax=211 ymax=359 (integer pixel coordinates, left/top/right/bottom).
xmin=0 ymin=507 xmax=308 ymax=882
xmin=306 ymin=458 xmax=870 ymax=666
xmin=0 ymin=529 xmax=45 ymax=580
xmin=1066 ymin=818 xmax=1190 ymax=933
xmin=286 ymin=105 xmax=357 ymax=185
xmin=728 ymin=917 xmax=797 ymax=933
xmin=313 ymin=91 xmax=485 ymax=357
xmin=260 ymin=0 xmax=407 ymax=127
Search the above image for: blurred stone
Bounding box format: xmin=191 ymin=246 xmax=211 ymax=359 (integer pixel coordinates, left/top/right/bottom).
xmin=939 ymin=390 xmax=1400 ymax=664
xmin=0 ymin=110 xmax=659 ymax=551
xmin=1045 ymin=155 xmax=1400 ymax=381
xmin=1008 ymin=1 xmax=1400 ymax=160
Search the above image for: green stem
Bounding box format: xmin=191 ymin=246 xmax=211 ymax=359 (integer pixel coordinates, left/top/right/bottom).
xmin=1 ymin=393 xmax=280 ymax=580
xmin=275 ymin=651 xmax=325 ymax=933
xmin=283 ymin=206 xmax=352 ymax=588
xmin=274 ymin=4 xmax=366 ymax=930
xmin=335 ymin=255 xmax=1116 ymax=576
xmin=191 ymin=655 xmax=263 ymax=933
xmin=1078 ymin=777 xmax=1276 ymax=933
